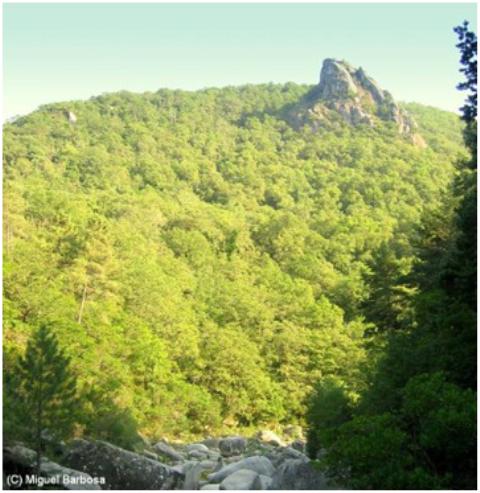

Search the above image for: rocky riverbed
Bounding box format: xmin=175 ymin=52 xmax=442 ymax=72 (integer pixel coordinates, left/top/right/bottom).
xmin=3 ymin=429 xmax=336 ymax=490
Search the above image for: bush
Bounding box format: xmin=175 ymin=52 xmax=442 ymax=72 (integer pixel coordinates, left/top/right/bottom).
xmin=306 ymin=378 xmax=352 ymax=458
xmin=84 ymin=407 xmax=143 ymax=452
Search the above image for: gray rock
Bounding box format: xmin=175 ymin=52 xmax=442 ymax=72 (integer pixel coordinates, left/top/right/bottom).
xmin=220 ymin=469 xmax=259 ymax=490
xmin=318 ymin=59 xmax=358 ymax=100
xmin=40 ymin=460 xmax=102 ymax=490
xmin=153 ymin=441 xmax=184 ymax=462
xmin=189 ymin=449 xmax=209 ymax=460
xmin=208 ymin=452 xmax=221 ymax=462
xmin=219 ymin=436 xmax=247 ymax=457
xmin=271 ymin=446 xmax=308 ymax=468
xmin=67 ymin=111 xmax=77 ymax=124
xmin=202 ymin=438 xmax=220 ymax=449
xmin=3 ymin=443 xmax=37 ymax=467
xmin=3 ymin=444 xmax=101 ymax=490
xmin=213 ymin=457 xmax=225 ymax=472
xmin=187 ymin=443 xmax=210 ymax=454
xmin=201 ymin=485 xmax=221 ymax=490
xmin=355 ymin=67 xmax=385 ymax=104
xmin=171 ymin=463 xmax=185 ymax=475
xmin=252 ymin=474 xmax=273 ymax=490
xmin=143 ymin=450 xmax=159 ymax=461
xmin=208 ymin=456 xmax=275 ymax=483
xmin=200 ymin=460 xmax=218 ymax=471
xmin=63 ymin=439 xmax=177 ymax=490
xmin=224 ymin=454 xmax=244 ymax=464
xmin=269 ymin=458 xmax=335 ymax=490
xmin=183 ymin=461 xmax=204 ymax=490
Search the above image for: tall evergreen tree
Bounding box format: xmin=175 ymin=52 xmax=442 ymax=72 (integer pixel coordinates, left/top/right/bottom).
xmin=16 ymin=324 xmax=78 ymax=473
xmin=454 ymin=20 xmax=477 ymax=164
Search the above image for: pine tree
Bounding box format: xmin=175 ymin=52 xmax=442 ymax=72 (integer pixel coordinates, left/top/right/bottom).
xmin=454 ymin=20 xmax=477 ymax=164
xmin=16 ymin=324 xmax=78 ymax=473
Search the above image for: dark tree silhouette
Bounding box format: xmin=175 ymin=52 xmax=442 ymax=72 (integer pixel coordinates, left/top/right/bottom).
xmin=454 ymin=21 xmax=477 ymax=162
xmin=16 ymin=324 xmax=78 ymax=473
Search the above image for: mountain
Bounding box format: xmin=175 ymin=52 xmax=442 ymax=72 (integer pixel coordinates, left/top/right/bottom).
xmin=3 ymin=60 xmax=466 ymax=445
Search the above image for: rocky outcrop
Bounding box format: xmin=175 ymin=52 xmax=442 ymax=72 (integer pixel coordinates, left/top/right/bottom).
xmin=293 ymin=58 xmax=423 ymax=145
xmin=316 ymin=59 xmax=358 ymax=100
xmin=63 ymin=439 xmax=178 ymax=490
xmin=67 ymin=111 xmax=77 ymax=124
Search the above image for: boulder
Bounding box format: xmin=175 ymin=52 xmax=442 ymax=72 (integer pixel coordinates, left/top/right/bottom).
xmin=219 ymin=436 xmax=247 ymax=457
xmin=213 ymin=457 xmax=225 ymax=472
xmin=200 ymin=460 xmax=218 ymax=471
xmin=201 ymin=485 xmax=221 ymax=490
xmin=201 ymin=438 xmax=220 ymax=449
xmin=3 ymin=443 xmax=101 ymax=490
xmin=143 ymin=450 xmax=159 ymax=461
xmin=224 ymin=454 xmax=244 ymax=464
xmin=257 ymin=430 xmax=285 ymax=447
xmin=208 ymin=451 xmax=221 ymax=462
xmin=3 ymin=443 xmax=37 ymax=468
xmin=40 ymin=460 xmax=103 ymax=490
xmin=186 ymin=443 xmax=210 ymax=454
xmin=63 ymin=439 xmax=177 ymax=490
xmin=220 ymin=469 xmax=258 ymax=490
xmin=252 ymin=474 xmax=273 ymax=490
xmin=270 ymin=447 xmax=308 ymax=467
xmin=189 ymin=449 xmax=209 ymax=460
xmin=269 ymin=458 xmax=335 ymax=490
xmin=208 ymin=456 xmax=275 ymax=483
xmin=153 ymin=441 xmax=184 ymax=462
xmin=182 ymin=461 xmax=204 ymax=490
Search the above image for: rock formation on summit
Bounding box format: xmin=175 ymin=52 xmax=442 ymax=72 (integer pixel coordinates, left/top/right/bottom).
xmin=292 ymin=58 xmax=425 ymax=146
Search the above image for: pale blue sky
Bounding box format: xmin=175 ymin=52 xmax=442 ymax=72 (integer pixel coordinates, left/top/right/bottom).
xmin=3 ymin=3 xmax=477 ymax=118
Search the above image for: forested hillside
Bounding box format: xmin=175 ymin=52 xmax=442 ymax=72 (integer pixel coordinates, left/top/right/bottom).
xmin=3 ymin=58 xmax=471 ymax=475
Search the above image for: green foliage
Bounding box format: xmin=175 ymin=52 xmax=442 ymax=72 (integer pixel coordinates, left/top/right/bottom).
xmin=402 ymin=372 xmax=476 ymax=485
xmin=84 ymin=405 xmax=143 ymax=452
xmin=306 ymin=379 xmax=353 ymax=458
xmin=315 ymin=374 xmax=475 ymax=489
xmin=3 ymin=80 xmax=465 ymax=444
xmin=6 ymin=324 xmax=79 ymax=470
xmin=326 ymin=414 xmax=442 ymax=489
xmin=307 ymin=25 xmax=476 ymax=490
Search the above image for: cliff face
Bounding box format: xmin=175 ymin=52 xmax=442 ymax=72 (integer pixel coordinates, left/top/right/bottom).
xmin=294 ymin=59 xmax=424 ymax=145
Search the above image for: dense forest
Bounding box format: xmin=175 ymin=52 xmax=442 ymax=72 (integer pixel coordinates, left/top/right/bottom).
xmin=3 ymin=27 xmax=476 ymax=490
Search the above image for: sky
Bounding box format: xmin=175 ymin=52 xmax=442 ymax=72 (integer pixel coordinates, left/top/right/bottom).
xmin=3 ymin=2 xmax=478 ymax=118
